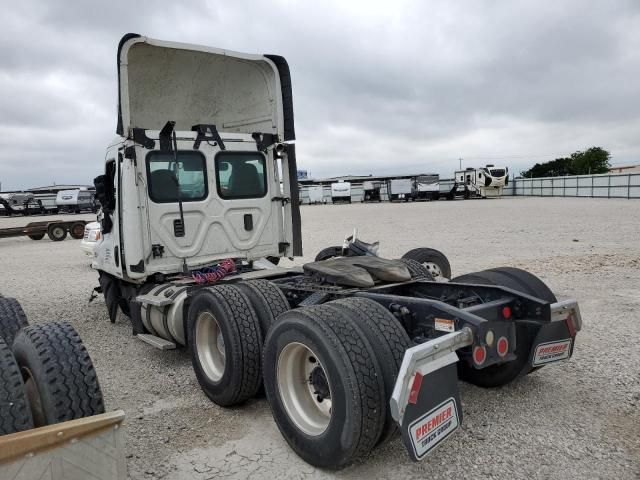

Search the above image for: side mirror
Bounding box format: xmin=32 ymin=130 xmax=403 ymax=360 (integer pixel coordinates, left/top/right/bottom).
xmin=93 ymin=175 xmax=108 ymax=206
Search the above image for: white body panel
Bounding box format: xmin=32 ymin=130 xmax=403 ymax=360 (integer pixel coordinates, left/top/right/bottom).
xmin=416 ymin=175 xmax=439 ymax=192
xmin=55 ymin=189 xmax=94 ymax=207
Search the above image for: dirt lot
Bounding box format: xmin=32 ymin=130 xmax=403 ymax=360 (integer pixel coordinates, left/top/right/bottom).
xmin=0 ymin=197 xmax=639 ymax=479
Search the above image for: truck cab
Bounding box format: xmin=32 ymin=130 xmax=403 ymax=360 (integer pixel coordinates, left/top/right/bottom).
xmin=92 ymin=35 xmax=302 ymax=285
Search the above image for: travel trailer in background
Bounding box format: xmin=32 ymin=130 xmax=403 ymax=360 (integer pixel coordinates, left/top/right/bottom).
xmin=0 ymin=193 xmax=43 ymax=216
xmin=55 ymin=189 xmax=96 ymax=213
xmin=413 ymin=174 xmax=440 ymax=201
xmin=452 ymin=165 xmax=509 ymax=198
xmin=387 ymin=178 xmax=413 ymax=201
xmin=307 ymin=185 xmax=325 ymax=204
xmin=330 ymin=181 xmax=351 ymax=203
xmin=362 ymin=180 xmax=382 ymax=202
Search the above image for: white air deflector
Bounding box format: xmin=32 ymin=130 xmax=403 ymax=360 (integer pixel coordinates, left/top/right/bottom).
xmin=117 ymin=35 xmax=286 ymax=137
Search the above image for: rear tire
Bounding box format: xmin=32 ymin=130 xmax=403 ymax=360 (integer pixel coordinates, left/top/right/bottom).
xmin=187 ymin=285 xmax=263 ymax=406
xmin=12 ymin=322 xmax=105 ymax=426
xmin=236 ymin=280 xmax=289 ymax=336
xmin=327 ymin=298 xmax=412 ymax=445
xmin=451 ymin=268 xmax=555 ymax=386
xmin=28 ymin=234 xmax=44 ymax=240
xmin=402 ymin=247 xmax=451 ymax=279
xmin=314 ymin=246 xmax=342 ymax=262
xmin=47 ymin=224 xmax=67 ymax=241
xmin=0 ymin=338 xmax=34 ymax=435
xmin=263 ymin=304 xmax=386 ymax=469
xmin=0 ymin=297 xmax=29 ymax=346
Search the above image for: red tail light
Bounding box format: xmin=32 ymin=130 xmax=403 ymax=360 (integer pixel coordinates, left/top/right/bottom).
xmin=496 ymin=337 xmax=509 ymax=357
xmin=473 ymin=346 xmax=486 ymax=365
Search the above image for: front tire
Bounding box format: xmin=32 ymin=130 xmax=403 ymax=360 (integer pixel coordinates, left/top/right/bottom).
xmin=187 ymin=285 xmax=263 ymax=406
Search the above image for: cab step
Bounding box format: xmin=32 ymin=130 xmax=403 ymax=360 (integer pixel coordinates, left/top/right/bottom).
xmin=137 ymin=334 xmax=176 ymax=350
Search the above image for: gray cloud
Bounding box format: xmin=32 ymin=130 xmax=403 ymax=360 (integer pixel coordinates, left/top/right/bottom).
xmin=1 ymin=0 xmax=639 ymax=189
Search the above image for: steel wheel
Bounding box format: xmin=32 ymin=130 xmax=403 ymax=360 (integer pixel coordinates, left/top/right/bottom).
xmin=277 ymin=342 xmax=332 ymax=436
xmin=195 ymin=312 xmax=226 ymax=382
xmin=423 ymin=261 xmax=443 ymax=279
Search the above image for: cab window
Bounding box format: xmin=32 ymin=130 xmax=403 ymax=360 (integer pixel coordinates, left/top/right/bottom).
xmin=146 ymin=151 xmax=207 ymax=203
xmin=215 ymin=152 xmax=267 ymax=199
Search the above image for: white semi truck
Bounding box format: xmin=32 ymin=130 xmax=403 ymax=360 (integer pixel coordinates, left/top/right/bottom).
xmin=89 ymin=34 xmax=582 ymax=470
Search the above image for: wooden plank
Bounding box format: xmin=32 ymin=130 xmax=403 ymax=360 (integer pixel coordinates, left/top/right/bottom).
xmin=0 ymin=410 xmax=125 ymax=464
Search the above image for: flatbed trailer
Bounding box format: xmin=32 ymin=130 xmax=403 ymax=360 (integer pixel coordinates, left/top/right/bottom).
xmin=0 ymin=220 xmax=88 ymax=242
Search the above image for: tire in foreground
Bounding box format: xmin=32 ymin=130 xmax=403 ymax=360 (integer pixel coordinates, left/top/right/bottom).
xmin=0 ymin=297 xmax=29 ymax=346
xmin=263 ymin=304 xmax=386 ymax=469
xmin=187 ymin=284 xmax=263 ymax=407
xmin=0 ymin=338 xmax=34 ymax=435
xmin=326 ymin=297 xmax=413 ymax=445
xmin=12 ymin=322 xmax=105 ymax=426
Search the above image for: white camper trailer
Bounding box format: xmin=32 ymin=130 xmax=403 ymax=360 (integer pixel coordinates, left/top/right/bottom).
xmin=55 ymin=189 xmax=96 ymax=213
xmin=330 ymin=181 xmax=351 ymax=203
xmin=307 ymin=185 xmax=325 ymax=204
xmin=453 ymin=165 xmax=508 ymax=198
xmin=413 ymin=174 xmax=440 ymax=201
xmin=362 ymin=180 xmax=382 ymax=202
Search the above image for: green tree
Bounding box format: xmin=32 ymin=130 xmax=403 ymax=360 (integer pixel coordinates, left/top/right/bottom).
xmin=521 ymin=147 xmax=610 ymax=178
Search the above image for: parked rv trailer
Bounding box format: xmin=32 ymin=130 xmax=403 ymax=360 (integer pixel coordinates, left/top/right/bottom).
xmin=55 ymin=189 xmax=96 ymax=213
xmin=331 ymin=181 xmax=351 ymax=203
xmin=388 ymin=178 xmax=413 ymax=201
xmin=413 ymin=174 xmax=439 ymax=201
xmin=33 ymin=193 xmax=59 ymax=214
xmin=453 ymin=165 xmax=509 ymax=198
xmin=0 ymin=193 xmax=43 ymax=216
xmin=307 ymin=185 xmax=325 ymax=204
xmin=362 ymin=180 xmax=382 ymax=202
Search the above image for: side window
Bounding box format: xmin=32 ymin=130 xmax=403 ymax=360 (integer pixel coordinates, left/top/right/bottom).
xmin=215 ymin=152 xmax=267 ymax=199
xmin=146 ymin=151 xmax=207 ymax=203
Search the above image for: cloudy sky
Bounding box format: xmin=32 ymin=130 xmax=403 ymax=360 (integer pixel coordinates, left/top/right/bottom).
xmin=1 ymin=0 xmax=639 ymax=190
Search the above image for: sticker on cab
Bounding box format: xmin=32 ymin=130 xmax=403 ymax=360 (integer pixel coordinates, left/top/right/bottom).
xmin=409 ymin=397 xmax=459 ymax=459
xmin=434 ymin=317 xmax=455 ymax=333
xmin=532 ymin=339 xmax=572 ymax=366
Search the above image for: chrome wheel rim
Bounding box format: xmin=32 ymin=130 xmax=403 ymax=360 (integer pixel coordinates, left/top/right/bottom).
xmin=196 ymin=311 xmax=226 ymax=382
xmin=277 ymin=342 xmax=332 ymax=436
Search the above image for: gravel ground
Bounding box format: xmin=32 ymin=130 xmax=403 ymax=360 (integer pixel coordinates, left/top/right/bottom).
xmin=0 ymin=197 xmax=638 ymax=480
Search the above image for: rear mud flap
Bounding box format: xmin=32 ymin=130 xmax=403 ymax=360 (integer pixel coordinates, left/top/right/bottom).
xmin=400 ymin=359 xmax=462 ymax=461
xmin=528 ymin=320 xmax=574 ymax=367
